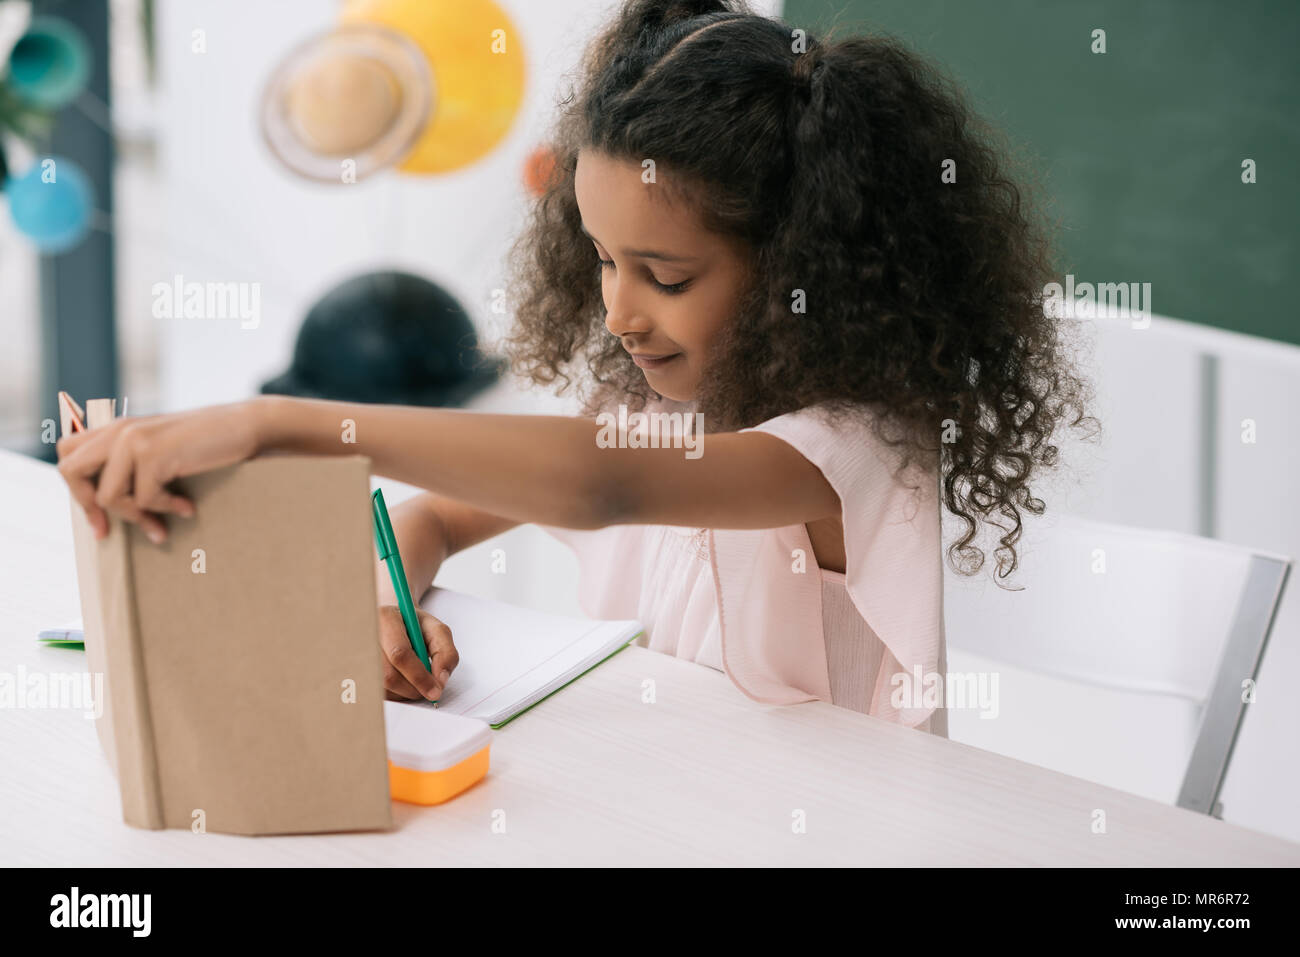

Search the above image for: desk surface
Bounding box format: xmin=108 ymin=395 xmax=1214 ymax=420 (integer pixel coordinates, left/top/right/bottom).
xmin=3 ymin=448 xmax=1297 ymax=866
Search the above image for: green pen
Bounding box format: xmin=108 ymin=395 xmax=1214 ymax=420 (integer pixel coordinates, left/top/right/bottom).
xmin=372 ymin=488 xmax=437 ymax=703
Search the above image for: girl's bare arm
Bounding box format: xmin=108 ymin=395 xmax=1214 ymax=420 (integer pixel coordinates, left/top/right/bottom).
xmin=56 ymin=394 xmax=838 ymax=545
xmin=254 ymin=395 xmax=840 ymax=533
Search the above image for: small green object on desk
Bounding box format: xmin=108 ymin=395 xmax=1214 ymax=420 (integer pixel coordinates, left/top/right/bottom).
xmin=36 ymin=626 xmax=84 ymax=648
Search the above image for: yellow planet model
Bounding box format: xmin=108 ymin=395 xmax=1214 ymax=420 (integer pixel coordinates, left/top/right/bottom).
xmin=342 ymin=0 xmax=526 ymax=175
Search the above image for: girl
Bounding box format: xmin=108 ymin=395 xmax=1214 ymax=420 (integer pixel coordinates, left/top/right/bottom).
xmin=56 ymin=0 xmax=1095 ymax=734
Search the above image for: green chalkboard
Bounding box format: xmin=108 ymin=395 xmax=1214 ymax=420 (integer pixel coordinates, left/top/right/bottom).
xmin=782 ymin=0 xmax=1299 ymax=345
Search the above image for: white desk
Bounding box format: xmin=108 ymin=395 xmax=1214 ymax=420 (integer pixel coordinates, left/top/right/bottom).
xmin=2 ymin=448 xmax=1297 ymax=865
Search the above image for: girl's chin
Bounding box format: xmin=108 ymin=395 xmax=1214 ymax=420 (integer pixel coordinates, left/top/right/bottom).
xmin=650 ymin=383 xmax=695 ymax=402
xmin=638 ymin=359 xmax=690 ymax=392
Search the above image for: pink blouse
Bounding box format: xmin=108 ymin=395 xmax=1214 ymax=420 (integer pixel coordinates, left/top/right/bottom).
xmin=536 ymin=398 xmax=948 ymax=736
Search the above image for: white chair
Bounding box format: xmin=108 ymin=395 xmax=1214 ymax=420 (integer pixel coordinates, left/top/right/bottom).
xmin=943 ymin=511 xmax=1291 ymax=816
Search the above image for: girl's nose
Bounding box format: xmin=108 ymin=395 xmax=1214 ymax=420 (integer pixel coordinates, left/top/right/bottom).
xmin=603 ymin=279 xmax=653 ymax=339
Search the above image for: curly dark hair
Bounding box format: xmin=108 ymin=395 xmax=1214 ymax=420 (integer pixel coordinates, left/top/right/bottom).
xmin=501 ymin=0 xmax=1100 ymax=581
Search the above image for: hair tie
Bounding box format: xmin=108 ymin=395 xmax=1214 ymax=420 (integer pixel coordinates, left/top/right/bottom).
xmin=792 ymin=46 xmax=826 ymax=96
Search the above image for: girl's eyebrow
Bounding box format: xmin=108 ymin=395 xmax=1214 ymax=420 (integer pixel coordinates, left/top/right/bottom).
xmin=580 ymin=223 xmax=700 ymax=263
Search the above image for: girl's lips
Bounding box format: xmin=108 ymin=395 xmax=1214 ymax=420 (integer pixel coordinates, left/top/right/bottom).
xmin=630 ymin=352 xmax=681 ymax=370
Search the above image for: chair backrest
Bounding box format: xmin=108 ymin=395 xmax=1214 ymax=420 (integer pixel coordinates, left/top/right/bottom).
xmin=943 ymin=511 xmax=1291 ymax=814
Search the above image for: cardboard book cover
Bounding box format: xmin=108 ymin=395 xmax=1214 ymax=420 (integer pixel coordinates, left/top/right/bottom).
xmin=65 ymin=399 xmax=392 ymax=835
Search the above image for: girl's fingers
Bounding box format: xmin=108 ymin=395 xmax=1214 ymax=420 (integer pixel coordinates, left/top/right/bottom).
xmin=132 ymin=511 xmax=168 ymax=545
xmin=54 ymin=414 xmax=198 ymax=542
xmin=90 ymin=439 xmax=165 ymax=541
xmin=99 ymin=491 xmax=168 ymax=544
xmin=379 ymin=607 xmax=442 ymax=701
xmin=420 ymin=613 xmax=458 ymax=689
xmin=68 ymin=474 xmax=109 ymax=538
xmin=55 ymin=431 xmax=87 ymax=457
xmin=378 ymin=609 xmax=425 ymax=700
xmin=58 ymin=419 xmax=120 ymax=474
xmin=93 ymin=433 xmax=138 ymax=511
xmin=55 ymin=421 xmax=112 ymax=461
xmin=134 ymin=466 xmax=195 ymax=518
xmin=388 ymin=641 xmax=441 ymax=701
xmin=56 ymin=439 xmax=112 ymax=538
xmin=159 ymin=493 xmax=195 ymax=518
xmin=382 ymin=661 xmax=425 ymax=701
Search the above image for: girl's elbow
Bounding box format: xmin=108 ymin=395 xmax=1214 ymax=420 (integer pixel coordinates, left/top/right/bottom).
xmin=573 ymin=469 xmax=636 ymax=530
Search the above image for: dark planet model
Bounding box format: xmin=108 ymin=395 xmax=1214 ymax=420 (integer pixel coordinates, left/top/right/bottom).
xmin=262 ymin=271 xmax=503 ymax=407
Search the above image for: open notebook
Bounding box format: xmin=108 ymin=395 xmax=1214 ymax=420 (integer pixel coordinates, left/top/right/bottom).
xmin=40 ymin=588 xmax=643 ymax=729
xmin=416 ymin=587 xmax=643 ymax=728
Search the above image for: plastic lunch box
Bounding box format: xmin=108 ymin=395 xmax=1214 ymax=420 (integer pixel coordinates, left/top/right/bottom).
xmin=383 ymin=700 xmax=493 ymax=805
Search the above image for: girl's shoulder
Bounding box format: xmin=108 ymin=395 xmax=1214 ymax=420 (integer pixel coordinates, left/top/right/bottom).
xmin=740 ymin=399 xmax=863 ymax=440
xmin=741 ymin=400 xmax=938 ymax=512
xmin=741 ymin=399 xmax=918 ymax=460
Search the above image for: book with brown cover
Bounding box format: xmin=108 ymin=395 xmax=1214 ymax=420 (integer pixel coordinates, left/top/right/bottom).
xmin=63 ymin=397 xmax=392 ymax=835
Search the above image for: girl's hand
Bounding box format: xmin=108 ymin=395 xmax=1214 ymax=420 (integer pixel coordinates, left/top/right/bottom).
xmin=55 ymin=399 xmax=266 ymax=544
xmin=377 ymin=605 xmax=459 ymax=702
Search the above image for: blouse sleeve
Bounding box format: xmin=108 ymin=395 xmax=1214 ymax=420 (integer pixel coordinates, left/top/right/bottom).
xmin=740 ymin=403 xmax=945 ymax=730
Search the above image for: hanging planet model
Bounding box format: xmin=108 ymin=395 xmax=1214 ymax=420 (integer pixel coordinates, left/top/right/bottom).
xmin=260 ymin=23 xmax=432 ymax=182
xmin=341 ymin=0 xmax=526 ymax=175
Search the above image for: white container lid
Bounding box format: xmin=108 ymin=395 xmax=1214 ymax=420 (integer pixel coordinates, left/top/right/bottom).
xmin=384 ymin=701 xmax=493 ymax=772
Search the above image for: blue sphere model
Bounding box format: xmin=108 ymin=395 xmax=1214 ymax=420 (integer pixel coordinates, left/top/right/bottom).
xmin=7 ymin=156 xmax=95 ymax=253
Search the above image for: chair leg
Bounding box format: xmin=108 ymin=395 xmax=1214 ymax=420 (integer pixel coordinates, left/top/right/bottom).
xmin=1177 ymin=555 xmax=1290 ymax=815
